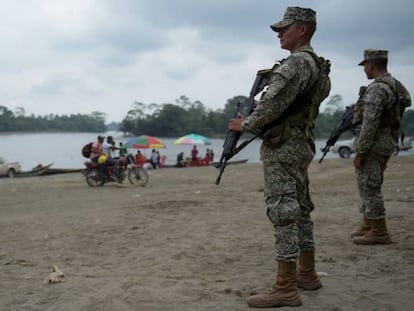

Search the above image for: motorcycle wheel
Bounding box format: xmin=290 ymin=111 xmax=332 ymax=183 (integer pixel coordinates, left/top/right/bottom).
xmin=85 ymin=168 xmax=105 ymax=187
xmin=128 ymin=167 xmax=149 ymax=186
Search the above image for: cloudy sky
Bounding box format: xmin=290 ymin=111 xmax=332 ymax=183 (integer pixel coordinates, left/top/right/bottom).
xmin=1 ymin=0 xmax=412 ymax=122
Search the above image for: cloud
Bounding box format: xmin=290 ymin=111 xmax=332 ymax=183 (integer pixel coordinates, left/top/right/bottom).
xmin=0 ymin=0 xmax=412 ymax=122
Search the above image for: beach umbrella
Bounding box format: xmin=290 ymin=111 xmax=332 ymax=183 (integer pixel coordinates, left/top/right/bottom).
xmin=174 ymin=133 xmax=211 ymax=145
xmin=124 ymin=135 xmax=166 ymax=149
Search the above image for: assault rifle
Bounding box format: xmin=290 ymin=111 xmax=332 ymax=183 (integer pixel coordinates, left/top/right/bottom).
xmin=319 ymin=86 xmax=367 ymax=163
xmin=318 ymin=105 xmax=355 ymax=163
xmin=215 ymin=68 xmax=271 ymax=185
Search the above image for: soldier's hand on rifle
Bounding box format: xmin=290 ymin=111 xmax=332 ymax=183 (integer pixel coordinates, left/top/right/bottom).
xmin=228 ymin=113 xmax=244 ymax=132
xmin=353 ymin=154 xmax=364 ymax=171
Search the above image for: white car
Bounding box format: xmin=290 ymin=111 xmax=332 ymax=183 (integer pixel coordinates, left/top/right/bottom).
xmin=331 ymin=138 xmax=355 ymax=159
xmin=0 ymin=157 xmax=21 ymax=178
xmin=331 ymin=137 xmax=413 ymax=159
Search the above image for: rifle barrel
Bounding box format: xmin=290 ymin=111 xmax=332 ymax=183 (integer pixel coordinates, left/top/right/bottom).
xmin=215 ymin=68 xmax=271 ymax=184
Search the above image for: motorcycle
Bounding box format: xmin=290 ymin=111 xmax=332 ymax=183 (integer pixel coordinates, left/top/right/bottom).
xmin=83 ymin=154 xmax=149 ymax=187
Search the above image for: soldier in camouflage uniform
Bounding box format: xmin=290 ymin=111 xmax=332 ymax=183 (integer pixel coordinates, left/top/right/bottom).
xmin=228 ymin=7 xmax=331 ymax=308
xmin=351 ymin=49 xmax=411 ymax=245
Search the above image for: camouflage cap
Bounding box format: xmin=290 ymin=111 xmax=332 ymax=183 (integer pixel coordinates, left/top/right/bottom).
xmin=270 ymin=7 xmax=316 ymax=32
xmin=358 ymin=49 xmax=388 ymax=65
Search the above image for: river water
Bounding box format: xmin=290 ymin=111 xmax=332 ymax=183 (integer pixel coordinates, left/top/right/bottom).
xmin=1 ymin=132 xmax=412 ymax=170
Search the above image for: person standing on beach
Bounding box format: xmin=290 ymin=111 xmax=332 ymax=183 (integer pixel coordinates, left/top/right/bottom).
xmin=191 ymin=145 xmax=199 ymax=165
xmin=150 ymin=149 xmax=160 ymax=170
xmin=228 ymin=7 xmax=330 ymax=308
xmin=351 ymin=49 xmax=411 ymax=245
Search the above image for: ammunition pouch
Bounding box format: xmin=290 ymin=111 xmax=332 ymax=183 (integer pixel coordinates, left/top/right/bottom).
xmin=377 ymin=77 xmax=411 ymax=131
xmin=261 ymin=112 xmax=314 ymax=151
xmin=260 ymin=50 xmax=330 ymax=152
xmin=261 ymin=123 xmax=287 ymax=148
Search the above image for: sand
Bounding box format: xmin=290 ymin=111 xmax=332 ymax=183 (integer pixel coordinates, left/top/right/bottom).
xmin=0 ymin=156 xmax=413 ymax=311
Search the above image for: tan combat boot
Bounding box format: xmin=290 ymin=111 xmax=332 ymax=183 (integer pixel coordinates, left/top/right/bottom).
xmin=246 ymin=261 xmax=302 ymax=308
xmin=350 ymin=216 xmax=371 ymax=238
xmin=353 ymin=218 xmax=392 ymax=245
xmin=297 ymin=250 xmax=322 ymax=290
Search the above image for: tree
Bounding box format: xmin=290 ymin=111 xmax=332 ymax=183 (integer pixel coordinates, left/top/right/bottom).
xmin=323 ymin=94 xmax=343 ymax=115
xmin=91 ymin=111 xmax=107 ymax=124
xmin=223 ymin=96 xmax=246 ymax=119
xmin=14 ymin=107 xmax=25 ymax=117
xmin=0 ymin=106 xmax=14 ymax=118
xmin=401 ymin=109 xmax=414 ymax=136
xmin=0 ymin=106 xmax=107 ymax=132
xmin=0 ymin=106 xmax=14 ymax=131
xmin=175 ymin=95 xmax=192 ymax=109
xmin=150 ymin=104 xmax=187 ymax=136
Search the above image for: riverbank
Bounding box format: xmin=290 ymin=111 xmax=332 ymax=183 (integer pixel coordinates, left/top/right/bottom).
xmin=0 ymin=156 xmax=413 ymax=310
xmin=6 ymin=131 xmax=414 ymax=171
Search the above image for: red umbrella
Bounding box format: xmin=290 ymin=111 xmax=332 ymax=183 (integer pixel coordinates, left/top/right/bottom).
xmin=124 ymin=135 xmax=166 ymax=149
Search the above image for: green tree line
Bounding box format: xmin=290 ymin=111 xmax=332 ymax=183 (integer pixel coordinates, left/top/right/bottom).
xmin=120 ymin=95 xmax=414 ymax=139
xmin=1 ymin=96 xmax=413 ymax=139
xmin=0 ymin=106 xmax=107 ymax=132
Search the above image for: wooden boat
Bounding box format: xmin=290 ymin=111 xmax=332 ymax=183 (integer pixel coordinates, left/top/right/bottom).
xmin=42 ymin=168 xmax=83 ymax=176
xmin=16 ymin=163 xmax=54 ymax=177
xmin=212 ymin=158 xmax=249 ymax=167
xmin=162 ymin=158 xmax=248 ymax=169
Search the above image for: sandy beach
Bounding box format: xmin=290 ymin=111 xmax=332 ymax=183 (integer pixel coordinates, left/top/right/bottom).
xmin=1 ymin=155 xmax=413 ymax=311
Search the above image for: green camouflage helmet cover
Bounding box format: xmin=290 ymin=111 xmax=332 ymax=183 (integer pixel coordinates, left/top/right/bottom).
xmin=358 ymin=49 xmax=388 ymax=66
xmin=270 ymin=7 xmax=316 ymax=32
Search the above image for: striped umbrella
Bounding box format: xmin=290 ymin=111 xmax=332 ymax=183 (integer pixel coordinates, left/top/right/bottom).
xmin=174 ymin=133 xmax=211 ymax=145
xmin=124 ymin=135 xmax=166 ymax=149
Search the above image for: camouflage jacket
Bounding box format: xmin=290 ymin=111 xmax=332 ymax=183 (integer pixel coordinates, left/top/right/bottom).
xmin=241 ymin=45 xmax=319 ymax=136
xmin=354 ymin=73 xmax=397 ymax=156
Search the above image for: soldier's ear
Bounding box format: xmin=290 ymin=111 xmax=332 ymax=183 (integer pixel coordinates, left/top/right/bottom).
xmin=296 ymin=22 xmax=306 ymax=36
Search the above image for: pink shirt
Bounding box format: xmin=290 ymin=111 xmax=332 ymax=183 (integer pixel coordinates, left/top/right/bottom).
xmin=90 ymin=142 xmax=103 ymax=159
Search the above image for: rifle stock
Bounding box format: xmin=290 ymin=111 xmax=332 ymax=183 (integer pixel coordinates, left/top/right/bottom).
xmin=215 ymin=69 xmax=271 ymax=185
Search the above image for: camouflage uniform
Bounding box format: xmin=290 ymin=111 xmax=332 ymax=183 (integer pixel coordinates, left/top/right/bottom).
xmin=242 ymin=46 xmax=320 ymax=262
xmin=354 ymin=49 xmax=411 ymax=220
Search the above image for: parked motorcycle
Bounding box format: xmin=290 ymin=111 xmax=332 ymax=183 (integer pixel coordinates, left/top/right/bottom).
xmin=83 ymin=154 xmax=149 ymax=187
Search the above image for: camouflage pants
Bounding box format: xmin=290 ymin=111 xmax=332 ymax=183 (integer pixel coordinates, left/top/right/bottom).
xmin=261 ymin=135 xmax=315 ymax=262
xmin=356 ymin=153 xmax=390 ymax=219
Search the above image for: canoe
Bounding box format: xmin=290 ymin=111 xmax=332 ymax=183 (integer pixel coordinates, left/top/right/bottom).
xmin=162 ymin=158 xmax=249 ymax=169
xmin=42 ymin=168 xmax=83 ymax=176
xmin=212 ymin=158 xmax=249 ymax=167
xmin=16 ymin=163 xmax=54 ymax=177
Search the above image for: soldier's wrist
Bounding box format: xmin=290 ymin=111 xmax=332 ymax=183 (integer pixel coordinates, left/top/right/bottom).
xmin=356 ymin=152 xmax=366 ymax=159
